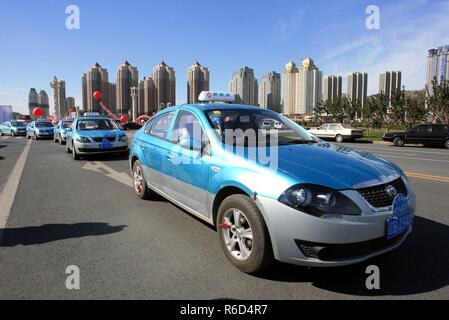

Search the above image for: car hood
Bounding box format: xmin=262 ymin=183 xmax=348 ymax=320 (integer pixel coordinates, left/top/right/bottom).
xmin=275 ymin=142 xmax=403 ymax=190
xmin=35 ymin=127 xmax=54 ymax=130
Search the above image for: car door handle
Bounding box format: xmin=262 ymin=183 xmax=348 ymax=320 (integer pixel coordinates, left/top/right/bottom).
xmin=166 ymin=153 xmax=175 ymax=160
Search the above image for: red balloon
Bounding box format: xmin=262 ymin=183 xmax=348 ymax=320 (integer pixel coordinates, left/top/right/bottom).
xmin=120 ymin=115 xmax=128 ymax=124
xmin=33 ymin=107 xmax=43 ymax=117
xmin=93 ymin=91 xmax=102 ymax=101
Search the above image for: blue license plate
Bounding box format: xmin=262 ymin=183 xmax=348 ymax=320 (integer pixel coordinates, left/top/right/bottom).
xmin=99 ymin=142 xmax=113 ymax=149
xmin=386 ymin=194 xmax=414 ymax=239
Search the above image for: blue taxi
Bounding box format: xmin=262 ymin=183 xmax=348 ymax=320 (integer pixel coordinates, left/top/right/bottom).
xmin=26 ymin=120 xmax=55 ymax=140
xmin=0 ymin=120 xmax=28 ymax=136
xmin=129 ymin=92 xmax=416 ymax=274
xmin=66 ymin=113 xmax=129 ymax=160
xmin=53 ymin=119 xmax=74 ymax=144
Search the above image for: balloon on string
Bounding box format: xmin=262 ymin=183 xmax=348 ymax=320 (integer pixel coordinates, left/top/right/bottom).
xmin=120 ymin=115 xmax=128 ymax=123
xmin=33 ymin=107 xmax=43 ymax=117
xmin=93 ymin=91 xmax=102 ymax=101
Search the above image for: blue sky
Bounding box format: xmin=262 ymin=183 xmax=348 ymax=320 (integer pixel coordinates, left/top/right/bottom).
xmin=1 ymin=0 xmax=449 ymax=114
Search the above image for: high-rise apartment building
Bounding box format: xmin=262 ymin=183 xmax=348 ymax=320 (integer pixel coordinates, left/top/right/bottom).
xmin=66 ymin=97 xmax=76 ymax=111
xmin=140 ymin=77 xmax=157 ymax=114
xmin=259 ymin=71 xmax=281 ymax=112
xmin=50 ymin=76 xmax=67 ymax=118
xmin=187 ymin=61 xmax=209 ymax=103
xmin=347 ymin=72 xmax=368 ymax=107
xmin=82 ymin=63 xmax=110 ymax=113
xmin=38 ymin=90 xmax=50 ymax=118
xmin=108 ymin=83 xmax=116 ymax=112
xmin=323 ymin=75 xmax=342 ymax=103
xmin=28 ymin=88 xmax=39 ymax=117
xmin=297 ymin=57 xmax=322 ymax=114
xmin=426 ymin=45 xmax=449 ymax=93
xmin=152 ymin=61 xmax=176 ymax=110
xmin=116 ymin=60 xmax=139 ymax=115
xmin=229 ymin=66 xmax=258 ymax=106
xmin=379 ymin=71 xmax=402 ymax=101
xmin=282 ymin=61 xmax=299 ymax=115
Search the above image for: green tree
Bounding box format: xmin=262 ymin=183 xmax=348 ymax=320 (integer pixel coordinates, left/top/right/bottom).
xmin=426 ymin=79 xmax=449 ymax=124
xmin=404 ymin=93 xmax=427 ymax=128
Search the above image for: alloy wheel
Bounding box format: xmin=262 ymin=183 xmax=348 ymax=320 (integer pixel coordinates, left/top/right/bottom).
xmin=221 ymin=208 xmax=254 ymax=261
xmin=133 ymin=165 xmax=144 ymax=194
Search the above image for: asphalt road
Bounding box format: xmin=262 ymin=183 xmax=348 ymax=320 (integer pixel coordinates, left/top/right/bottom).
xmin=0 ymin=135 xmax=448 ymax=300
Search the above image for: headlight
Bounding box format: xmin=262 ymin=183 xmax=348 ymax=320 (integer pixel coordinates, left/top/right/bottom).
xmin=278 ymin=184 xmax=361 ymax=217
xmin=75 ymin=137 xmax=91 ymax=143
xmin=118 ymin=135 xmax=128 ymax=142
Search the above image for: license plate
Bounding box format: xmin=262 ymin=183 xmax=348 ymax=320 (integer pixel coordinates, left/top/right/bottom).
xmin=99 ymin=142 xmax=113 ymax=149
xmin=386 ymin=194 xmax=414 ymax=239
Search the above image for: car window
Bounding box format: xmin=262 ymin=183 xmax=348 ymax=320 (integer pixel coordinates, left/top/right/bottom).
xmin=431 ymin=125 xmax=444 ymax=134
xmin=319 ymin=124 xmax=329 ymax=130
xmin=171 ymin=110 xmax=210 ymax=150
xmin=328 ymin=124 xmax=338 ymax=131
xmin=417 ymin=125 xmax=430 ymax=134
xmin=148 ymin=112 xmax=175 ymax=139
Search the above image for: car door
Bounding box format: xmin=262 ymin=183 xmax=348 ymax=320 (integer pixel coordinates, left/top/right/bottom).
xmin=315 ymin=124 xmax=328 ymax=138
xmin=429 ymin=125 xmax=446 ymax=145
xmin=164 ymin=110 xmax=212 ymax=216
xmin=327 ymin=124 xmax=338 ymax=138
xmin=140 ymin=111 xmax=176 ymax=192
xmin=406 ymin=125 xmax=430 ymax=144
xmin=5 ymin=122 xmax=12 ymax=135
xmin=27 ymin=122 xmax=35 ymax=137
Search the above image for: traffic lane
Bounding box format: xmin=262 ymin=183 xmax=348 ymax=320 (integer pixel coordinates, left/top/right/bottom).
xmin=0 ymin=136 xmax=28 ymax=191
xmin=342 ymin=143 xmax=449 ymax=178
xmin=0 ymin=139 xmax=448 ymax=299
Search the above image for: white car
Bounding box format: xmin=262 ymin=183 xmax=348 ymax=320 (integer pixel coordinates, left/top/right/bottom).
xmin=310 ymin=123 xmax=364 ymax=143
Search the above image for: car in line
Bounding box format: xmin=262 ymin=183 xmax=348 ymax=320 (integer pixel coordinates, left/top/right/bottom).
xmin=309 ymin=123 xmax=364 ymax=143
xmin=65 ymin=113 xmax=129 ymax=160
xmin=383 ymin=124 xmax=449 ymax=149
xmin=0 ymin=120 xmax=28 ymax=136
xmin=26 ymin=120 xmax=55 ymax=140
xmin=53 ymin=119 xmax=74 ymax=145
xmin=129 ymin=92 xmax=416 ymax=274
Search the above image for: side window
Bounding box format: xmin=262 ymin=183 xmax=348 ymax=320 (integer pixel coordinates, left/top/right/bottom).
xmin=320 ymin=124 xmax=329 ymax=130
xmin=328 ymin=124 xmax=338 ymax=131
xmin=148 ymin=112 xmax=175 ymax=139
xmin=417 ymin=125 xmax=429 ymax=134
xmin=171 ymin=110 xmax=210 ymax=152
xmin=431 ymin=125 xmax=444 ymax=135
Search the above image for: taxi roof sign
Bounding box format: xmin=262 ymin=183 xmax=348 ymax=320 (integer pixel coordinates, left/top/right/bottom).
xmin=83 ymin=112 xmax=101 ymax=117
xmin=198 ymin=91 xmax=235 ymax=103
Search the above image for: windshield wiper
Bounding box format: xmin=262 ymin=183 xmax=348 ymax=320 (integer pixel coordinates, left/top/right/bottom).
xmin=280 ymin=140 xmax=317 ymax=146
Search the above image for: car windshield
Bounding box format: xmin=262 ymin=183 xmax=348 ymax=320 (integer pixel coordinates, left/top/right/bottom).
xmin=35 ymin=122 xmax=54 ymax=128
xmin=77 ymin=119 xmax=116 ymax=130
xmin=62 ymin=121 xmax=73 ymax=128
xmin=205 ymin=109 xmax=317 ymax=146
xmin=11 ymin=121 xmax=26 ymax=127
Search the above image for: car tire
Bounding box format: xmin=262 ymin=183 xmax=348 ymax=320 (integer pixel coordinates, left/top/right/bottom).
xmin=394 ymin=137 xmax=404 ymax=147
xmin=445 ymin=139 xmax=449 ymax=150
xmin=65 ymin=141 xmax=72 ymax=153
xmin=11 ymin=131 xmax=15 ymax=137
xmin=335 ymin=135 xmax=344 ymax=143
xmin=217 ymin=194 xmax=274 ymax=274
xmin=72 ymin=144 xmax=81 ymax=160
xmin=0 ymin=130 xmax=3 ymax=136
xmin=60 ymin=135 xmax=65 ymax=145
xmin=26 ymin=133 xmax=30 ymax=139
xmin=54 ymin=135 xmax=58 ymax=143
xmin=33 ymin=134 xmax=38 ymax=140
xmin=132 ymin=160 xmax=155 ymax=200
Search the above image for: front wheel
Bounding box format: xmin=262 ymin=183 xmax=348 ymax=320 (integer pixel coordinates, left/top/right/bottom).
xmin=335 ymin=134 xmax=344 ymax=143
xmin=72 ymin=144 xmax=81 ymax=160
xmin=11 ymin=131 xmax=15 ymax=137
xmin=394 ymin=137 xmax=404 ymax=147
xmin=445 ymin=139 xmax=449 ymax=150
xmin=26 ymin=133 xmax=30 ymax=139
xmin=65 ymin=141 xmax=72 ymax=153
xmin=217 ymin=194 xmax=274 ymax=274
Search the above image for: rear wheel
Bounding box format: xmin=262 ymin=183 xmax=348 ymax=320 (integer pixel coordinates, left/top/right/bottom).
xmin=394 ymin=137 xmax=404 ymax=147
xmin=445 ymin=139 xmax=449 ymax=150
xmin=217 ymin=194 xmax=274 ymax=274
xmin=132 ymin=160 xmax=154 ymax=199
xmin=335 ymin=134 xmax=344 ymax=143
xmin=0 ymin=130 xmax=4 ymax=136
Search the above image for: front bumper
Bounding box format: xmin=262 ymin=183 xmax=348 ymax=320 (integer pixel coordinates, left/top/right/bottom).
xmin=14 ymin=130 xmax=27 ymax=136
xmin=36 ymin=131 xmax=54 ymax=138
xmin=74 ymin=141 xmax=129 ymax=154
xmin=255 ymin=188 xmax=416 ymax=267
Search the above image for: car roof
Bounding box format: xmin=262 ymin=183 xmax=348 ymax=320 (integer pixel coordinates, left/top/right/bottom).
xmin=160 ymin=103 xmax=266 ymax=113
xmin=76 ymin=117 xmax=111 ymax=121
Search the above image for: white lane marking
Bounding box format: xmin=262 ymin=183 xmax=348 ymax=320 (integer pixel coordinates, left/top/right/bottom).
xmin=82 ymin=161 xmax=132 ymax=187
xmin=348 ymin=144 xmax=449 ymax=156
xmin=374 ymin=153 xmax=449 ymax=163
xmin=0 ymin=139 xmax=32 ymax=240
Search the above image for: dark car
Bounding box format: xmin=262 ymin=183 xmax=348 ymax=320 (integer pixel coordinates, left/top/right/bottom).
xmin=383 ymin=124 xmax=449 ymax=149
xmin=122 ymin=122 xmax=142 ymax=131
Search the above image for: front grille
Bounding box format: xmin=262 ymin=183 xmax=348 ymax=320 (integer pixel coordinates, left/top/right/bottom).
xmin=107 ymin=137 xmax=116 ymax=142
xmin=93 ymin=137 xmax=103 ymax=143
xmin=357 ymin=178 xmax=407 ymax=208
xmin=295 ymin=233 xmax=407 ymax=261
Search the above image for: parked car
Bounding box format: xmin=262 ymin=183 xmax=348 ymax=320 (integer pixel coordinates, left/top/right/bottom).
xmin=65 ymin=114 xmax=129 ymax=160
xmin=129 ymin=96 xmax=415 ymax=274
xmin=53 ymin=119 xmax=74 ymax=144
xmin=383 ymin=124 xmax=449 ymax=149
xmin=309 ymin=123 xmax=364 ymax=143
xmin=0 ymin=120 xmax=28 ymax=136
xmin=26 ymin=121 xmax=55 ymax=140
xmin=122 ymin=122 xmax=143 ymax=131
